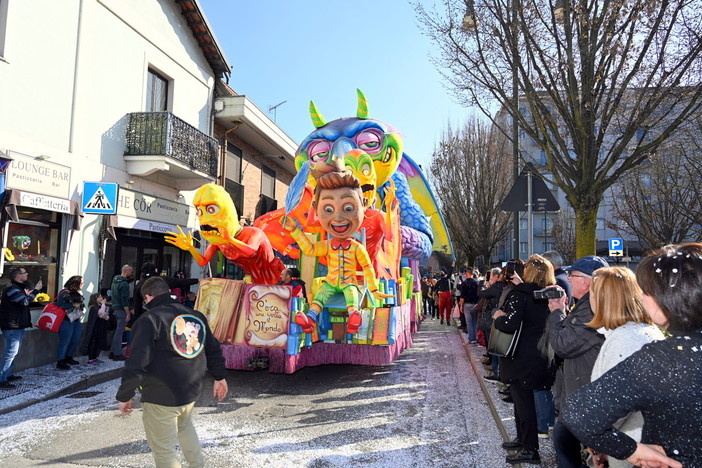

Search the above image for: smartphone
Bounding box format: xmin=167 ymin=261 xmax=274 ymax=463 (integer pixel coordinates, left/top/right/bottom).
xmin=504 ymin=261 xmax=516 ymax=279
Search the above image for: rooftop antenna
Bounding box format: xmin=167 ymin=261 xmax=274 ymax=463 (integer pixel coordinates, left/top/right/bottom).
xmin=268 ymin=100 xmax=287 ymax=122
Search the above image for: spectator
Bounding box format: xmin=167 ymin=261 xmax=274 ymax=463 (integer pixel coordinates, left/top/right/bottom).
xmin=55 ymin=275 xmax=86 ymax=370
xmin=433 ymin=271 xmax=452 ymax=325
xmin=428 ymin=274 xmax=437 ymax=319
xmin=289 ymin=267 xmax=307 ymax=299
xmin=459 ymin=267 xmax=479 ymax=341
xmin=542 ymin=250 xmax=572 ymax=303
xmin=110 ymin=264 xmax=133 ymax=361
xmin=492 ymin=255 xmax=557 ymax=464
xmin=134 ymin=264 xmax=199 ymax=322
xmin=420 ymin=277 xmax=430 ymax=316
xmin=478 ymin=267 xmax=503 ymax=377
xmin=80 ymin=292 xmax=111 ymax=365
xmin=276 ymin=268 xmax=305 ymax=298
xmin=581 ymin=266 xmax=664 ymax=468
xmin=184 ymin=292 xmax=196 ymax=309
xmin=0 ymin=267 xmax=42 ymax=388
xmin=546 ymin=255 xmax=609 ymax=468
xmin=562 ymin=243 xmax=702 ymax=468
xmin=116 ymin=276 xmax=228 ymax=468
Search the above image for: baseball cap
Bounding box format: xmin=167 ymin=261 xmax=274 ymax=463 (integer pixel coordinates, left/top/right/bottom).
xmin=564 ymin=256 xmax=609 ymax=276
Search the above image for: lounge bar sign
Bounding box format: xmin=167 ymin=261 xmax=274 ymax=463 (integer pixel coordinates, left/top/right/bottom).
xmin=116 ymin=188 xmax=194 ymax=227
xmin=5 ymin=152 xmax=71 ymax=199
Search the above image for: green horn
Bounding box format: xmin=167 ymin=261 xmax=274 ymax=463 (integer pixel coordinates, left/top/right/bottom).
xmin=356 ymin=89 xmax=369 ymax=119
xmin=309 ymin=101 xmax=327 ymax=128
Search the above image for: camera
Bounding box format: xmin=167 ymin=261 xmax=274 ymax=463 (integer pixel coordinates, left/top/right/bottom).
xmin=533 ymin=287 xmax=564 ymax=300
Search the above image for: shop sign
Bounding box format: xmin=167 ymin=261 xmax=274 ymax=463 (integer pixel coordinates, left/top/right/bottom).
xmin=5 ymin=153 xmax=71 ymax=199
xmin=116 ymin=188 xmax=194 ymax=227
xmin=19 ymin=191 xmax=72 ymax=214
xmin=115 ymin=216 xmax=178 ymax=234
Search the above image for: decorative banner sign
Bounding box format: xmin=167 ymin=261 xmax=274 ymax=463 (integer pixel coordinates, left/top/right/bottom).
xmin=5 ymin=152 xmax=71 ymax=199
xmin=82 ymin=182 xmax=119 ymax=214
xmin=243 ymin=285 xmax=291 ymax=348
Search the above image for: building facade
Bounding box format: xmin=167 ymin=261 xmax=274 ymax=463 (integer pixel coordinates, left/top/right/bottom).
xmin=0 ymin=0 xmax=296 ymax=368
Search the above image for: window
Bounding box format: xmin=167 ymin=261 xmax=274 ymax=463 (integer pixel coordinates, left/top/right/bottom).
xmin=261 ymin=165 xmax=276 ymax=199
xmin=519 ymin=128 xmax=526 ymax=139
xmin=520 ymin=242 xmax=528 ymax=254
xmin=597 ymin=218 xmax=605 ymax=230
xmin=0 ymin=0 xmax=8 ymax=59
xmin=540 ymin=151 xmax=547 ymax=165
xmin=543 ymin=218 xmax=553 ymax=234
xmin=226 ymin=143 xmax=242 ymax=184
xmin=520 ymin=219 xmax=528 ymax=230
xmin=1 ymin=208 xmax=61 ymax=300
xmin=146 ymin=68 xmax=169 ymax=112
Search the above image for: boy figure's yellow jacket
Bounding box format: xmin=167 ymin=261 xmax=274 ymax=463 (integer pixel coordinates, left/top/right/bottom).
xmin=290 ymin=228 xmax=380 ymax=294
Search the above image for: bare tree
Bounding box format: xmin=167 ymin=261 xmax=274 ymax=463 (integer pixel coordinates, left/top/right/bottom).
xmin=609 ymin=116 xmax=702 ymax=248
xmin=550 ymin=206 xmax=577 ymax=265
xmin=429 ymin=118 xmax=513 ymax=266
xmin=416 ymin=0 xmax=702 ymax=257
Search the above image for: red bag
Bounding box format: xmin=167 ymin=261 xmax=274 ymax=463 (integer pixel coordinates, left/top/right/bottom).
xmin=37 ymin=303 xmax=66 ymax=332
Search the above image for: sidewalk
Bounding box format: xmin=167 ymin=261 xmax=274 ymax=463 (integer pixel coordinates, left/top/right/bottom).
xmin=0 ymin=351 xmax=124 ymax=416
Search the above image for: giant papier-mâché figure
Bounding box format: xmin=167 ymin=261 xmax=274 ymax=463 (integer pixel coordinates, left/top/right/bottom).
xmin=256 ymin=90 xmax=451 ymax=282
xmin=165 ymin=184 xmax=284 ymax=285
xmin=282 ymin=171 xmax=388 ymax=334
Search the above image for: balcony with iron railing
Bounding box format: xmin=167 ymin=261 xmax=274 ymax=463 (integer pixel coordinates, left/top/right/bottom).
xmin=124 ymin=112 xmax=219 ymax=190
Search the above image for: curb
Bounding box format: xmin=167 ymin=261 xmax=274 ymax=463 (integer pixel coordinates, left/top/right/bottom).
xmin=0 ymin=368 xmax=122 ymax=416
xmin=455 ymin=324 xmax=525 ymax=467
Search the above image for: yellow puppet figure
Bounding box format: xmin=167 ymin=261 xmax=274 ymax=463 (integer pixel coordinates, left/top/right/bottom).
xmin=282 ymin=171 xmax=388 ymax=334
xmin=166 ymin=184 xmax=284 ymax=285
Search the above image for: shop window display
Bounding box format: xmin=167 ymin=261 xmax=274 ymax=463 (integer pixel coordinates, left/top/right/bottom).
xmin=1 ymin=210 xmax=60 ymax=298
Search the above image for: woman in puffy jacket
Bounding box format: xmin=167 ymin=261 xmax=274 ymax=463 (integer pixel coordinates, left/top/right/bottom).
xmin=56 ymin=275 xmax=85 ymax=370
xmin=492 ymin=255 xmax=556 ymax=465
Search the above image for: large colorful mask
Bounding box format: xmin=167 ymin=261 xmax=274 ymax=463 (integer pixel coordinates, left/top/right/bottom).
xmin=192 ymin=184 xmax=241 ymax=245
xmin=294 ymin=89 xmax=403 ymax=190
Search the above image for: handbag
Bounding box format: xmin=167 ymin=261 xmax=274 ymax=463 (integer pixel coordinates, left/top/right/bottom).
xmin=487 ymin=320 xmax=523 ymax=358
xmin=37 ymin=303 xmax=66 ymax=332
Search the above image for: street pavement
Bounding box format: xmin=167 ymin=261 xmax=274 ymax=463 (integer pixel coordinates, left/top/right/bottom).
xmin=0 ymin=318 xmax=557 ymax=467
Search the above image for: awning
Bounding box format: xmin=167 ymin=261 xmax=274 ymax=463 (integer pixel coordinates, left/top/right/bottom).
xmin=1 ymin=189 xmax=82 ymax=230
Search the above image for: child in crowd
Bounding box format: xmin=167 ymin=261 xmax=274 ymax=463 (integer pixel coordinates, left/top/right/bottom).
xmin=80 ymin=292 xmax=110 ymax=364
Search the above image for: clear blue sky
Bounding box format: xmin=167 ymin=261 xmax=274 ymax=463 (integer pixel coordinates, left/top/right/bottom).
xmin=198 ymin=0 xmax=473 ymax=169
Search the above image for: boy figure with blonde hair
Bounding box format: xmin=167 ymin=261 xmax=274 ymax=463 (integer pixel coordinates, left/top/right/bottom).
xmin=283 ymin=171 xmax=387 ymax=334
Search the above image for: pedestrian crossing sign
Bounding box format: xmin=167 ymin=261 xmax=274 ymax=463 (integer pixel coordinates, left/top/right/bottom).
xmin=82 ymin=182 xmax=119 ymax=214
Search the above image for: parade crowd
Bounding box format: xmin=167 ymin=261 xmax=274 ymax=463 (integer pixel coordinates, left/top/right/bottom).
xmin=1 ymin=244 xmax=702 ymax=467
xmin=422 ymin=245 xmax=701 ymax=468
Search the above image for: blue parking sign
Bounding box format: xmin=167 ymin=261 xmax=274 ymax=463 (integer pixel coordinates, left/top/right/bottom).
xmin=82 ymin=182 xmax=119 ymax=214
xmin=609 ymin=238 xmax=624 ymax=257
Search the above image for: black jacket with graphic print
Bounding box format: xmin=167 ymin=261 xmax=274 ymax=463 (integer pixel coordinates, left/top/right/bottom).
xmin=116 ymin=293 xmax=226 ymax=406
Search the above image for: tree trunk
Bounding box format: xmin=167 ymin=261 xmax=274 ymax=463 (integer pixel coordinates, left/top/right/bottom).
xmin=574 ymin=205 xmax=598 ymax=258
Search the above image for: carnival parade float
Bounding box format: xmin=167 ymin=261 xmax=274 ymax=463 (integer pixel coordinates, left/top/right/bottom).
xmin=165 ymin=90 xmax=452 ymax=373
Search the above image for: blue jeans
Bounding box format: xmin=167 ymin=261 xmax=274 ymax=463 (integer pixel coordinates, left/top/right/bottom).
xmin=553 ymin=420 xmax=585 ymax=468
xmin=463 ymin=304 xmax=477 ymax=341
xmin=111 ymin=309 xmax=127 ymax=356
xmin=57 ymin=319 xmax=82 ymax=361
xmin=533 ymin=389 xmax=555 ymax=433
xmin=1 ymin=329 xmax=25 ymax=381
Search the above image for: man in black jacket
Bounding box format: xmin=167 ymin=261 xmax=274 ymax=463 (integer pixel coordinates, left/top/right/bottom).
xmin=547 ymin=255 xmax=608 ymax=468
xmin=0 ymin=267 xmax=42 ymax=389
xmin=116 ymin=276 xmax=228 ymax=467
xmin=459 ymin=268 xmax=479 ymax=341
